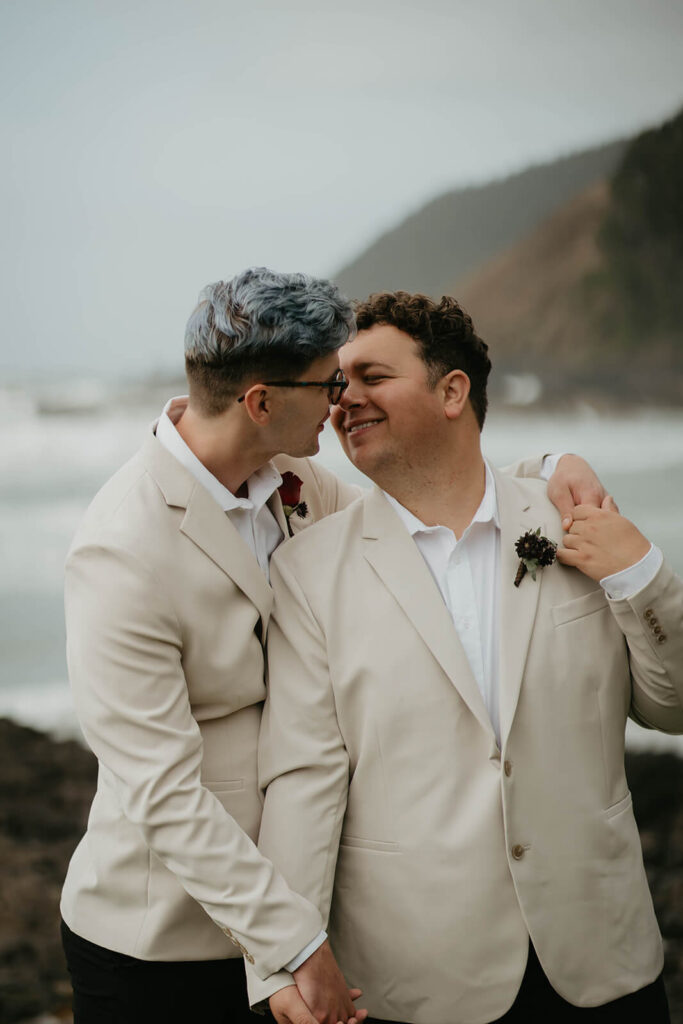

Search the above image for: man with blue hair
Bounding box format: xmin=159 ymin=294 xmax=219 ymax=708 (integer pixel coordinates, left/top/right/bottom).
xmin=58 ymin=267 xmax=605 ymax=1024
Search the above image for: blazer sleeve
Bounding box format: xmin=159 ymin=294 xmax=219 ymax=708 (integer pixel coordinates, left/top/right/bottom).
xmin=64 ymin=541 xmax=323 ymax=980
xmin=247 ymin=548 xmax=350 ymax=1004
xmin=607 ymin=561 xmax=683 ymax=733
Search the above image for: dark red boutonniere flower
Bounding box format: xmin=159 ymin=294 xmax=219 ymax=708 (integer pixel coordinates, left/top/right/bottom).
xmin=278 ymin=472 xmax=308 ymax=537
xmin=514 ymin=527 xmax=557 ymax=587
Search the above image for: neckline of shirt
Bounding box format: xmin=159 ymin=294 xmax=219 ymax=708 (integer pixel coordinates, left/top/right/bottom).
xmin=383 ymin=461 xmax=500 ymax=541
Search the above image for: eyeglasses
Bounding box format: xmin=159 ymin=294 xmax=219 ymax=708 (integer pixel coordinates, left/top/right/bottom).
xmin=237 ymin=369 xmax=348 ymax=405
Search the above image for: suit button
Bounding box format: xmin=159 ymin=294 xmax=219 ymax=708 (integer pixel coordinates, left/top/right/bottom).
xmin=644 ymin=609 xmax=654 ymax=620
xmin=653 ymin=625 xmax=662 ymax=635
xmin=511 ymin=844 xmax=525 ymax=860
xmin=649 ymin=617 xmax=660 ymax=628
xmin=657 ymin=634 xmax=667 ymax=644
xmin=504 ymin=760 xmax=513 ymax=777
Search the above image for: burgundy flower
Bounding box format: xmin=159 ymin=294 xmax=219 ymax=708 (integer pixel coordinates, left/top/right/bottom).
xmin=278 ymin=472 xmax=303 ymax=508
xmin=278 ymin=472 xmax=307 ymax=536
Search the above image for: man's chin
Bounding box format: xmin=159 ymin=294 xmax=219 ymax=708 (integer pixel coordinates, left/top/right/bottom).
xmin=299 ymin=438 xmax=321 ymax=458
xmin=345 ymin=445 xmax=391 ymax=481
xmin=278 ymin=439 xmax=319 ymax=461
xmin=343 ymin=448 xmax=371 ymax=474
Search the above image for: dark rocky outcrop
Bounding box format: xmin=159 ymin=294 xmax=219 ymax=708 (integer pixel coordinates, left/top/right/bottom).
xmin=0 ymin=719 xmax=96 ymax=1023
xmin=1 ymin=718 xmax=682 ymax=1021
xmin=334 ymin=140 xmax=626 ymax=303
xmin=457 ymin=110 xmax=683 ymax=405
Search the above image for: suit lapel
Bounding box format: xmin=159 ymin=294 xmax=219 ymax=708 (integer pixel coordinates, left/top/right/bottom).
xmin=268 ymin=489 xmax=290 ymax=538
xmin=180 ymin=484 xmax=274 ymax=625
xmin=494 ymin=469 xmax=545 ymax=747
xmin=141 ymin=431 xmax=274 ymax=628
xmin=362 ymin=488 xmax=496 ymax=743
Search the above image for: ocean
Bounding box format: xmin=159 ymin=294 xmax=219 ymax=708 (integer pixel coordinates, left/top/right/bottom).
xmin=1 ymin=382 xmax=682 ymax=753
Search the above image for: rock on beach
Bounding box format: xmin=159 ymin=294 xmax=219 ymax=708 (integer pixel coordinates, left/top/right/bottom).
xmin=1 ymin=718 xmax=683 ymax=1021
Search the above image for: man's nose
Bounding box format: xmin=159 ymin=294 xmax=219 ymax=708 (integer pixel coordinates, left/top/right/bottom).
xmin=338 ymin=378 xmax=365 ymax=408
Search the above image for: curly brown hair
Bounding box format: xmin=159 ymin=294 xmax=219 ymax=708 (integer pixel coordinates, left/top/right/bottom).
xmin=354 ymin=291 xmax=491 ymax=429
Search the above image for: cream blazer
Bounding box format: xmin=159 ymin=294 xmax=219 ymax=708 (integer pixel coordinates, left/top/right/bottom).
xmin=60 ymin=428 xmax=358 ymax=976
xmin=254 ymin=470 xmax=683 ymax=1021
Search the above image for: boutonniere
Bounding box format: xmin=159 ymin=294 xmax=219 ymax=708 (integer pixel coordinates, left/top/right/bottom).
xmin=514 ymin=528 xmax=557 ymax=587
xmin=278 ymin=472 xmax=308 ymax=537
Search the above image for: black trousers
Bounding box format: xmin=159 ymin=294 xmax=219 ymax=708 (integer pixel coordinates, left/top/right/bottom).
xmin=61 ymin=919 xmax=264 ymax=1024
xmin=367 ymin=943 xmax=670 ymax=1024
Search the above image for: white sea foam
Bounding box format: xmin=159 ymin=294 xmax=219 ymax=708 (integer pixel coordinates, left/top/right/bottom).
xmin=0 ymin=499 xmax=88 ymax=591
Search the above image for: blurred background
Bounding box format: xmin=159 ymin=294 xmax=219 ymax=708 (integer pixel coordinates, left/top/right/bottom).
xmin=1 ymin=1 xmax=683 ymax=1021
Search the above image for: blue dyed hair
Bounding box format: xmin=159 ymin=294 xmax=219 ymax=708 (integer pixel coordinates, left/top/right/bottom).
xmin=184 ymin=267 xmax=355 ymax=413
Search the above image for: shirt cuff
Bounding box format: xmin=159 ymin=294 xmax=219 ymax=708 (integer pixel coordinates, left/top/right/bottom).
xmin=600 ymin=544 xmax=663 ymax=600
xmin=540 ymin=453 xmax=563 ymax=482
xmin=284 ymin=931 xmax=327 ymax=973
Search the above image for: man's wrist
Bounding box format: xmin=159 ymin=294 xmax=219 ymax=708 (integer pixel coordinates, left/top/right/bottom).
xmin=540 ymin=453 xmax=563 ymax=481
xmin=284 ymin=930 xmax=327 ymax=973
xmin=601 ymin=544 xmax=662 ymax=600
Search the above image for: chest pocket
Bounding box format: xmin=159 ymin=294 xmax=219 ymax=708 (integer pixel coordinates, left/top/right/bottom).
xmin=552 ymin=588 xmax=606 ymax=627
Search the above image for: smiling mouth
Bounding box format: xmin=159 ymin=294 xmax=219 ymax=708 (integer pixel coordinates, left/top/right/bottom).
xmin=346 ymin=419 xmax=384 ymax=436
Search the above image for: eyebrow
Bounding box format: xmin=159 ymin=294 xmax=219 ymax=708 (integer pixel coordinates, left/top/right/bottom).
xmin=350 ymin=361 xmax=395 ymax=373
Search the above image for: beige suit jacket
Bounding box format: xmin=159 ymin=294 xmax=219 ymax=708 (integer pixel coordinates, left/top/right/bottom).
xmin=254 ymin=470 xmax=683 ymax=1021
xmin=60 ymin=427 xmax=358 ymax=975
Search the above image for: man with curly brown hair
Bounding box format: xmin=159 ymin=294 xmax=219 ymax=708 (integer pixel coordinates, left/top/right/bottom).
xmin=251 ymin=291 xmax=682 ymax=1022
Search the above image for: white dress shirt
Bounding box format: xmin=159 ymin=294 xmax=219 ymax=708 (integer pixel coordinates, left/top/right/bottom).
xmin=156 ymin=396 xmax=327 ymax=970
xmin=385 ymin=460 xmax=662 ymax=746
xmin=385 ymin=463 xmax=504 ymax=741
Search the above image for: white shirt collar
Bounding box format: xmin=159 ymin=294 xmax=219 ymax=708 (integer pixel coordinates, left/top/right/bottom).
xmin=383 ymin=461 xmax=500 ymax=538
xmin=155 ymin=396 xmax=282 ymax=514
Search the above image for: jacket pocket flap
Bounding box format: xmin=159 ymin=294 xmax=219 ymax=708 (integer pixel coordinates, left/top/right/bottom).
xmin=339 ymin=835 xmax=399 ymax=852
xmin=202 ymin=778 xmax=245 ymax=793
xmin=552 ymin=588 xmax=606 ymax=627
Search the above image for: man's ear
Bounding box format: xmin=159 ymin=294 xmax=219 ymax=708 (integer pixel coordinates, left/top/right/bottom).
xmin=241 ymin=385 xmax=272 ymax=426
xmin=442 ymin=370 xmax=471 ymax=420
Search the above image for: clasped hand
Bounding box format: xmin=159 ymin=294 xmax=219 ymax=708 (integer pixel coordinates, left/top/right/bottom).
xmin=269 ymin=940 xmax=368 ymax=1024
xmin=558 ymin=496 xmax=651 ymax=581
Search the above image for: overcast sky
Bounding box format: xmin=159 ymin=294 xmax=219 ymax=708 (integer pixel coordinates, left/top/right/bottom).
xmin=2 ymin=0 xmax=683 ymax=378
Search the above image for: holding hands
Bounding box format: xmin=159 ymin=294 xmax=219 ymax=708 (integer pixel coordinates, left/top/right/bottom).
xmin=547 ymin=453 xmax=609 ymax=527
xmin=558 ymin=496 xmax=652 ymax=582
xmin=269 ymin=940 xmax=367 ymax=1024
xmin=546 ymin=454 xmax=651 ymax=581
